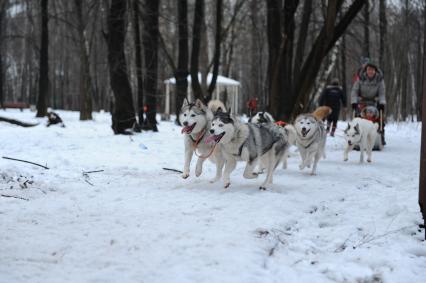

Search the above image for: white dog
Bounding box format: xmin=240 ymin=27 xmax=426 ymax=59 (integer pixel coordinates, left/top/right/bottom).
xmin=343 ymin=118 xmax=378 ymax=163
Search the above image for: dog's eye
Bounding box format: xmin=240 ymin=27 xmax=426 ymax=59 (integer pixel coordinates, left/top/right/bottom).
xmin=190 ymin=114 xmax=196 ymax=117
xmin=183 ymin=113 xmax=187 ymax=117
xmin=352 ymin=135 xmax=355 ymax=137
xmin=219 ymin=124 xmax=223 ymax=127
xmin=212 ymin=123 xmax=215 ymax=126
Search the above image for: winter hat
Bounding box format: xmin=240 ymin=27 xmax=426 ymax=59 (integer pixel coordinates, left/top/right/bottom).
xmin=331 ymin=78 xmax=339 ymax=85
xmin=360 ymin=57 xmax=370 ymax=65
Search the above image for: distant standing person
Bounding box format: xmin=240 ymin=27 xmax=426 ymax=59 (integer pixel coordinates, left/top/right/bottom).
xmin=318 ymin=78 xmax=347 ymax=137
xmin=247 ymin=97 xmax=258 ymax=118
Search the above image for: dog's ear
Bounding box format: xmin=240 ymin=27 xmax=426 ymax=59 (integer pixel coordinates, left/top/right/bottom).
xmin=182 ymin=98 xmax=189 ymax=108
xmin=195 ymin=99 xmax=205 ymax=108
xmin=354 ymin=123 xmax=360 ymax=134
xmin=215 ymin=107 xmax=224 ymax=115
xmin=344 ymin=123 xmax=350 ymax=134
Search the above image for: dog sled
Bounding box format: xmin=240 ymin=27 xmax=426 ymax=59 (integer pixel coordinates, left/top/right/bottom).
xmin=354 ymin=105 xmax=385 ymax=151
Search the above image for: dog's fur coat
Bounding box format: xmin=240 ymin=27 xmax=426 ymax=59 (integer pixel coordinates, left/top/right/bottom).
xmin=343 ymin=118 xmax=378 ymax=163
xmin=208 ymin=110 xmax=289 ymax=190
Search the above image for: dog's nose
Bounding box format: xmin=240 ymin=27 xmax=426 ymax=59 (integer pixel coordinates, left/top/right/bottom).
xmin=209 ymin=129 xmax=214 ymax=134
xmin=302 ymin=127 xmax=306 ymax=131
xmin=348 ymin=141 xmax=352 ymax=145
xmin=183 ymin=121 xmax=188 ymax=126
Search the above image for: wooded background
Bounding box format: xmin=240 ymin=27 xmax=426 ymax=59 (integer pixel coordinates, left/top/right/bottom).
xmin=0 ymin=0 xmax=424 ymax=133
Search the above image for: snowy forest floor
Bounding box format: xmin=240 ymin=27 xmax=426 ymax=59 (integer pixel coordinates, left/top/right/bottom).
xmin=0 ymin=109 xmax=425 ymax=283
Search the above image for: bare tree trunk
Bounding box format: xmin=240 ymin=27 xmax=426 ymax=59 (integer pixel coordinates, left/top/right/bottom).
xmin=36 ymin=0 xmax=49 ymax=117
xmin=190 ymin=0 xmax=204 ymax=100
xmin=175 ymin=0 xmax=189 ymax=124
xmin=362 ymin=0 xmax=369 ymax=57
xmin=105 ymin=0 xmax=136 ymax=134
xmin=75 ymin=0 xmax=92 ymax=120
xmin=142 ymin=0 xmax=159 ymax=131
xmin=419 ymin=0 xmax=426 ymax=240
xmin=0 ymin=0 xmax=5 ymax=108
xmin=206 ymin=0 xmax=223 ymax=101
xmin=132 ymin=0 xmax=144 ymax=125
xmin=379 ymin=0 xmax=386 ymax=71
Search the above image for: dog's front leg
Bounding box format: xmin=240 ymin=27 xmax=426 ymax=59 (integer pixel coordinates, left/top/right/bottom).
xmin=195 ymin=157 xmax=206 ymax=177
xmin=243 ymin=160 xmax=258 ymax=179
xmin=310 ymin=152 xmax=321 ymax=175
xmin=182 ymin=145 xmax=193 ymax=179
xmin=223 ymin=158 xmax=237 ymax=188
xmin=210 ymin=155 xmax=224 ymax=183
xmin=298 ymin=147 xmax=307 ymax=170
xmin=343 ymin=144 xmax=353 ymax=161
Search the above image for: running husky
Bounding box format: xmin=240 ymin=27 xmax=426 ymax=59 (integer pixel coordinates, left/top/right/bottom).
xmin=180 ymin=99 xmax=225 ymax=181
xmin=206 ymin=109 xmax=289 ymax=190
xmin=294 ymin=114 xmax=327 ymax=175
xmin=343 ymin=117 xmax=378 ymax=163
xmin=249 ymin=111 xmax=296 ymax=170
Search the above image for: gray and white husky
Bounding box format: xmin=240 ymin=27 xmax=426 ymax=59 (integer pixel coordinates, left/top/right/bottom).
xmin=343 ymin=117 xmax=378 ymax=163
xmin=249 ymin=111 xmax=296 ymax=170
xmin=180 ymin=99 xmax=225 ymax=182
xmin=294 ymin=114 xmax=327 ymax=175
xmin=206 ymin=109 xmax=289 ymax=190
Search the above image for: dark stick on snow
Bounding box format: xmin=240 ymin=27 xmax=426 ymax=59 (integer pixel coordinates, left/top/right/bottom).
xmin=82 ymin=170 xmax=104 ymax=174
xmin=1 ymin=194 xmax=29 ymax=201
xmin=84 ymin=179 xmax=94 ymax=186
xmin=162 ymin=168 xmax=183 ymax=174
xmin=0 ymin=116 xmax=39 ymax=127
xmin=2 ymin=156 xmax=49 ymax=169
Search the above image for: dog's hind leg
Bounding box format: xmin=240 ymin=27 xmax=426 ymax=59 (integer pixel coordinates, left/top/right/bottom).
xmin=359 ymin=138 xmax=367 ymax=163
xmin=243 ymin=159 xmax=259 ymax=179
xmin=366 ymin=133 xmax=375 ymax=163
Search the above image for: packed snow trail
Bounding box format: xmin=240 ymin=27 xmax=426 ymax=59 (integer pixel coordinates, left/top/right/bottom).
xmin=0 ymin=110 xmax=425 ymax=283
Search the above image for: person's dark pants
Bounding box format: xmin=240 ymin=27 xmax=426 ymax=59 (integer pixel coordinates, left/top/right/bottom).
xmin=326 ymin=109 xmax=339 ymax=136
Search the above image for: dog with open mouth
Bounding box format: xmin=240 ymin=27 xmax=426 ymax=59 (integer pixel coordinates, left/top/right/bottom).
xmin=294 ymin=113 xmax=327 ymax=175
xmin=180 ymin=99 xmax=225 ymax=182
xmin=207 ymin=109 xmax=289 ymax=190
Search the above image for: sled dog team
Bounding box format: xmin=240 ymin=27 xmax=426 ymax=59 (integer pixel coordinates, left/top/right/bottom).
xmin=180 ymin=99 xmax=379 ymax=190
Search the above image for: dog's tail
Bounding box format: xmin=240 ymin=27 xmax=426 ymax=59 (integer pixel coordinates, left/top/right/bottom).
xmin=312 ymin=106 xmax=332 ymax=121
xmin=284 ymin=124 xmax=297 ymax=146
xmin=207 ymin=100 xmax=226 ymax=114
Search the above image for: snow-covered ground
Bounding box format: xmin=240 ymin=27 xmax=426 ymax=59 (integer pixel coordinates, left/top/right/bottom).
xmin=0 ymin=109 xmax=425 ymax=283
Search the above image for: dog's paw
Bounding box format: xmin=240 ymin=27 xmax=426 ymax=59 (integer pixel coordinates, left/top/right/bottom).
xmin=195 ymin=169 xmax=202 ymax=177
xmin=299 ymin=164 xmax=304 ymax=170
xmin=224 ymin=182 xmax=230 ymax=189
xmin=344 ymin=158 xmax=348 ymax=162
xmin=367 ymin=159 xmax=372 ymax=163
xmin=259 ymin=186 xmax=267 ymax=191
xmin=310 ymin=171 xmax=317 ymax=176
xmin=210 ymin=176 xmax=220 ymax=183
xmin=182 ymin=173 xmax=190 ymax=179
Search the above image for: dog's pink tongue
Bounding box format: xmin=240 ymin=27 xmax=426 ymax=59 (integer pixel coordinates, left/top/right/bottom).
xmin=181 ymin=126 xmax=191 ymax=134
xmin=205 ymin=135 xmax=217 ymax=144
